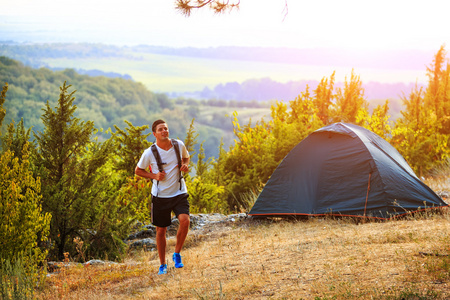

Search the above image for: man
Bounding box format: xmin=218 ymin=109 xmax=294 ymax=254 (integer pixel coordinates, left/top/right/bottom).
xmin=135 ymin=119 xmax=190 ymax=275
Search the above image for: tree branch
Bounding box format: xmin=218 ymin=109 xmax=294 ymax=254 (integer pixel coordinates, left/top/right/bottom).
xmin=175 ymin=0 xmax=240 ymax=16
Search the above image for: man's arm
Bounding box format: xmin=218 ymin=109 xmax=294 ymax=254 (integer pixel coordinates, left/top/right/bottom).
xmin=135 ymin=166 xmax=165 ymax=181
xmin=180 ymin=157 xmax=190 ymax=173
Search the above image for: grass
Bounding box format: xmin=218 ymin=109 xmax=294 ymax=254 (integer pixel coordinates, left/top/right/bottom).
xmin=35 ymin=206 xmax=450 ymax=299
xmin=35 ymin=171 xmax=450 ymax=299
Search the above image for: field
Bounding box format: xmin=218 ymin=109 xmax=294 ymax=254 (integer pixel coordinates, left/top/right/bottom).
xmin=195 ymin=105 xmax=272 ymax=125
xmin=41 ymin=50 xmax=425 ymax=95
xmin=35 ymin=176 xmax=450 ymax=300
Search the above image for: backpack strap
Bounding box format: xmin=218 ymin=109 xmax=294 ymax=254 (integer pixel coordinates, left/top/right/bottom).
xmin=151 ymin=143 xmax=163 ymax=197
xmin=171 ymin=139 xmax=184 ymax=190
xmin=151 ymin=144 xmax=164 ymax=173
xmin=151 ymin=140 xmax=184 ymax=192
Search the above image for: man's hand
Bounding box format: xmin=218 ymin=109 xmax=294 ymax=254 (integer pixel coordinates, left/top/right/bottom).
xmin=155 ymin=171 xmax=166 ymax=181
xmin=180 ymin=164 xmax=189 ymax=173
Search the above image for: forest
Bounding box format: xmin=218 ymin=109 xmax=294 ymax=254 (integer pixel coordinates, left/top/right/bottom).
xmin=1 ymin=45 xmax=450 ymax=297
xmin=0 ymin=56 xmax=273 ymax=159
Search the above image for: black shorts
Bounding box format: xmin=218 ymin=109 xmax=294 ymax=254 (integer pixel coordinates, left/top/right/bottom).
xmin=151 ymin=193 xmax=190 ymax=227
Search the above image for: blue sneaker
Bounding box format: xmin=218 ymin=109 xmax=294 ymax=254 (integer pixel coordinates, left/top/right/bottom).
xmin=158 ymin=264 xmax=167 ymax=275
xmin=172 ymin=253 xmax=184 ymax=268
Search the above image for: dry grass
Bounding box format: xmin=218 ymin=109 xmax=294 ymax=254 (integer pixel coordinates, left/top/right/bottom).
xmin=36 ymin=209 xmax=450 ymax=300
xmin=36 ymin=169 xmax=450 ymax=299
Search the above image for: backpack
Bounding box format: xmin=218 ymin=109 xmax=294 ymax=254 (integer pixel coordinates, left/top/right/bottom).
xmin=150 ymin=139 xmax=184 ymax=191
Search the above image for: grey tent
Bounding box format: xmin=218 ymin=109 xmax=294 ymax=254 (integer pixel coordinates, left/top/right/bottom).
xmin=249 ymin=122 xmax=448 ymax=219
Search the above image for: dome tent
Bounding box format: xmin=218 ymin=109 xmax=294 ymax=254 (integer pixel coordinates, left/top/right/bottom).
xmin=249 ymin=122 xmax=447 ymax=219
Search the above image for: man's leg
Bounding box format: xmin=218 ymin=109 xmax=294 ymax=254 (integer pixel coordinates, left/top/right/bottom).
xmin=156 ymin=226 xmax=167 ymax=265
xmin=172 ymin=214 xmax=189 ymax=268
xmin=175 ymin=213 xmax=190 ymax=253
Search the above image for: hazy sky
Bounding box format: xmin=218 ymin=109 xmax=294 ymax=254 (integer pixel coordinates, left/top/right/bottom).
xmin=2 ymin=0 xmax=449 ymax=51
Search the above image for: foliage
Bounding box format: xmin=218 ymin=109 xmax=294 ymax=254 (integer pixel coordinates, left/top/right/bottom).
xmin=33 ymin=82 xmax=120 ymax=260
xmin=0 ymin=255 xmax=36 ymax=300
xmin=391 ymin=46 xmax=450 ymax=176
xmin=358 ymin=99 xmax=392 ymax=139
xmin=332 ymin=69 xmax=368 ymax=124
xmin=2 ymin=118 xmax=33 ymax=162
xmin=183 ymin=119 xmax=228 ymax=213
xmin=189 ymin=142 xmax=227 ymax=213
xmin=0 ymin=56 xmax=162 ymax=137
xmin=112 ymin=120 xmax=151 ymax=178
xmin=0 ymin=83 xmax=50 ymax=296
xmin=0 ymin=143 xmax=50 ymax=259
xmin=188 ymin=176 xmax=226 ymax=213
xmin=312 ymin=71 xmax=335 ymax=125
xmin=75 ymin=143 xmax=133 ymax=261
xmin=109 ymin=120 xmax=154 ymax=240
xmin=0 ymin=143 xmax=51 ymax=287
xmin=184 ymin=118 xmax=198 ymax=166
xmin=196 ymin=141 xmax=208 ymax=178
xmin=115 ymin=175 xmax=152 ymax=222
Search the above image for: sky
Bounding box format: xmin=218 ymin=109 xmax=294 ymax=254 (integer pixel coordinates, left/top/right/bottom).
xmin=2 ymin=0 xmax=449 ymax=51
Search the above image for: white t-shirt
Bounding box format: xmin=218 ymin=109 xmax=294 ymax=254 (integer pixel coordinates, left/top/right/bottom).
xmin=137 ymin=139 xmax=189 ymax=198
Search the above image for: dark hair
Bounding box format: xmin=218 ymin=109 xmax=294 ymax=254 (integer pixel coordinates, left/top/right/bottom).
xmin=152 ymin=119 xmax=166 ymax=132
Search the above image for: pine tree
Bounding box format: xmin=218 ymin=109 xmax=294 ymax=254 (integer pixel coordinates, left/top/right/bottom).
xmin=0 ymin=83 xmax=51 ymax=296
xmin=313 ymin=71 xmax=335 ymax=125
xmin=184 ymin=118 xmax=198 ymax=166
xmin=112 ymin=120 xmax=151 ymax=178
xmin=184 ymin=123 xmax=226 ymax=213
xmin=33 ymin=82 xmax=112 ymax=259
xmin=391 ymin=47 xmax=450 ymax=176
xmin=196 ymin=142 xmax=208 ymax=178
xmin=424 ymin=45 xmax=450 ymax=134
xmin=333 ymin=70 xmax=368 ymax=124
xmin=2 ymin=119 xmax=33 ymax=161
xmin=0 ymin=143 xmax=51 ymax=265
xmin=359 ymin=100 xmax=392 ymax=140
xmin=112 ymin=120 xmax=154 ymax=231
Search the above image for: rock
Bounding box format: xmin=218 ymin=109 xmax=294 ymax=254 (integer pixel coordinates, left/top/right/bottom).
xmin=436 ymin=190 xmax=449 ymax=200
xmin=46 ymin=261 xmax=64 ymax=273
xmin=128 ymin=238 xmax=157 ymax=250
xmin=46 ymin=261 xmax=82 ymax=273
xmin=84 ymin=259 xmax=117 ymax=266
xmin=226 ymin=213 xmax=247 ymax=222
xmin=125 ymin=228 xmax=156 ymax=240
xmin=125 ymin=213 xmax=249 ymax=250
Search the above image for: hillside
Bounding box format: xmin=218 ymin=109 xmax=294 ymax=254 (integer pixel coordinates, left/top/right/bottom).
xmin=0 ymin=56 xmax=271 ymax=159
xmin=0 ymin=42 xmax=425 ymax=102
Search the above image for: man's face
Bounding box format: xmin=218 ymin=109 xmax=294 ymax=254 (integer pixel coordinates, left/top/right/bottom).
xmin=153 ymin=123 xmax=169 ymax=141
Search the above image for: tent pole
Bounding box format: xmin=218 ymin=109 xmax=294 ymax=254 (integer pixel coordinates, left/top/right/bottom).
xmin=364 ymin=172 xmax=372 ymax=217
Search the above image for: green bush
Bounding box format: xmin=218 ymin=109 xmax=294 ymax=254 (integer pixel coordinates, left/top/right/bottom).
xmin=0 ymin=254 xmax=40 ymax=300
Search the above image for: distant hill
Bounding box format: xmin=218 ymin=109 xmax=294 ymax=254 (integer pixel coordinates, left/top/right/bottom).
xmin=173 ymin=77 xmax=416 ymax=103
xmin=133 ymin=45 xmax=434 ymax=70
xmin=0 ymin=42 xmax=430 ymax=99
